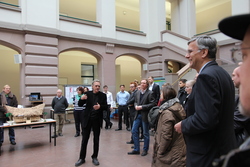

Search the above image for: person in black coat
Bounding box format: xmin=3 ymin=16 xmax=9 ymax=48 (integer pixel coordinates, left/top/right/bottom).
xmin=177 ymin=79 xmax=188 ymax=107
xmin=75 ymin=79 xmax=107 ymax=166
xmin=174 ymin=35 xmax=237 ymax=167
xmin=232 ymin=67 xmax=250 ymax=146
xmin=148 ymin=76 xmax=160 ymax=104
xmin=216 ymin=13 xmax=250 ymax=167
xmin=0 ymin=85 xmax=18 ymax=146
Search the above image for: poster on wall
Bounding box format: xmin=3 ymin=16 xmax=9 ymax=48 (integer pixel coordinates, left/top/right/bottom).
xmin=64 ymin=85 xmax=92 ymax=104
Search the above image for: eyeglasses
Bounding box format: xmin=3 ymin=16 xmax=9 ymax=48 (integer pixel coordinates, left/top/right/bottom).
xmin=230 ymin=47 xmax=250 ymax=63
xmin=187 ymin=49 xmax=201 ymax=55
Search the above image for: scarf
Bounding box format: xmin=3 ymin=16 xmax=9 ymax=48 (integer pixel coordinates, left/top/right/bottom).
xmin=159 ymin=97 xmax=179 ymax=113
xmin=1 ymin=91 xmax=14 ymax=106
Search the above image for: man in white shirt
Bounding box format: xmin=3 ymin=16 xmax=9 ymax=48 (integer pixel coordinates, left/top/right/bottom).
xmin=103 ymin=85 xmax=113 ymax=129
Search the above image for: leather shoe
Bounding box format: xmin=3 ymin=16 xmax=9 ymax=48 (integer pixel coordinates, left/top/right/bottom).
xmin=128 ymin=150 xmax=140 ymax=155
xmin=92 ymin=158 xmax=100 ymax=166
xmin=75 ymin=159 xmax=85 ymax=166
xmin=115 ymin=128 xmax=122 ymax=131
xmin=141 ymin=150 xmax=148 ymax=156
xmin=109 ymin=122 xmax=113 ymax=129
xmin=51 ymin=135 xmax=58 ymax=138
xmin=74 ymin=133 xmax=80 ymax=137
xmin=58 ymin=133 xmax=63 ymax=136
xmin=131 ymin=146 xmax=134 ymax=149
xmin=10 ymin=141 xmax=16 ymax=145
xmin=126 ymin=141 xmax=134 ymax=144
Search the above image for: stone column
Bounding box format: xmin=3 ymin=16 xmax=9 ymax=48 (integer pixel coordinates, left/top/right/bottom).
xmin=20 ymin=0 xmax=59 ymax=29
xmin=140 ymin=0 xmax=166 ymax=43
xmin=231 ymin=0 xmax=250 ymax=15
xmin=101 ymin=43 xmax=116 ymax=95
xmin=170 ymin=0 xmax=196 ymax=38
xmin=24 ymin=34 xmax=58 ymax=108
xmin=96 ymin=0 xmax=116 ymax=38
xmin=148 ymin=47 xmax=164 ymax=77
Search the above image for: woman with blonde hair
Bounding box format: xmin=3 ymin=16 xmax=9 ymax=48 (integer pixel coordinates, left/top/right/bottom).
xmin=152 ymin=85 xmax=186 ymax=167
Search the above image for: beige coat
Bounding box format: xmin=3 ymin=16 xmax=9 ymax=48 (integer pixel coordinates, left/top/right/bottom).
xmin=152 ymin=102 xmax=186 ymax=167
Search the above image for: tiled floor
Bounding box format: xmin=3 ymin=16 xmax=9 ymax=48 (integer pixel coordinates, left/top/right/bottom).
xmin=0 ymin=119 xmax=153 ymax=167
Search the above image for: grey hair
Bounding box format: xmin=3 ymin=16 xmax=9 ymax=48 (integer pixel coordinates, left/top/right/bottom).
xmin=57 ymin=89 xmax=62 ymax=93
xmin=92 ymin=79 xmax=101 ymax=85
xmin=188 ymin=35 xmax=217 ymax=59
xmin=186 ymin=80 xmax=196 ymax=87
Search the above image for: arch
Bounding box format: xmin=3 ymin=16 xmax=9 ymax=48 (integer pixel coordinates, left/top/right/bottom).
xmin=115 ymin=53 xmax=146 ymax=92
xmin=116 ymin=53 xmax=147 ymax=65
xmin=0 ymin=43 xmax=21 ymax=103
xmin=59 ymin=47 xmax=103 ymax=62
xmin=58 ymin=49 xmax=99 ymax=89
xmin=0 ymin=40 xmax=22 ymax=54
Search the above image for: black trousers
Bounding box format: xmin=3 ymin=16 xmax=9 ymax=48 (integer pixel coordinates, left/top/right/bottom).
xmin=118 ymin=105 xmax=129 ymax=129
xmin=79 ymin=117 xmax=100 ymax=160
xmin=73 ymin=109 xmax=84 ymax=134
xmin=103 ymin=105 xmax=112 ymax=128
xmin=129 ymin=106 xmax=136 ymax=141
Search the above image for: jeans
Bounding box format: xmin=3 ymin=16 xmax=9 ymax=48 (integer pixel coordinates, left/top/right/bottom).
xmin=0 ymin=118 xmax=15 ymax=143
xmin=132 ymin=114 xmax=149 ymax=152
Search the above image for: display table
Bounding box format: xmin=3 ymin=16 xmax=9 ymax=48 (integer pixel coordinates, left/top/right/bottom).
xmin=0 ymin=119 xmax=56 ymax=155
xmin=51 ymin=108 xmax=74 ymax=123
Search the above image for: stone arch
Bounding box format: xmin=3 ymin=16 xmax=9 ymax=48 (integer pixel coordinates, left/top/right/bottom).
xmin=0 ymin=40 xmax=22 ymax=54
xmin=58 ymin=48 xmax=101 ymax=90
xmin=115 ymin=53 xmax=147 ymax=91
xmin=0 ymin=42 xmax=22 ymax=103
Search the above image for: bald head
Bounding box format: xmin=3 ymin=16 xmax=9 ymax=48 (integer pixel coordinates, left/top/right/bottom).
xmin=232 ymin=67 xmax=240 ymax=88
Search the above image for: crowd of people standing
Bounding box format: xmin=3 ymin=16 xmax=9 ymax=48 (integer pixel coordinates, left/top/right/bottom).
xmin=2 ymin=13 xmax=250 ymax=167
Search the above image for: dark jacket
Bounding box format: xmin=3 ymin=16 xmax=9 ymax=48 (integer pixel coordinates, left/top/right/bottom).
xmin=1 ymin=92 xmax=18 ymax=107
xmin=181 ymin=61 xmax=237 ymax=167
xmin=0 ymin=96 xmax=7 ymax=118
xmin=178 ymin=87 xmax=188 ymax=106
xmin=234 ymin=95 xmax=250 ymax=146
xmin=152 ymin=100 xmax=186 ymax=167
xmin=51 ymin=96 xmax=69 ymax=113
xmin=127 ymin=89 xmax=137 ymax=117
xmin=217 ymin=137 xmax=250 ymax=167
xmin=152 ymin=83 xmax=160 ymax=104
xmin=134 ymin=89 xmax=156 ymax=122
xmin=78 ymin=91 xmax=107 ymax=128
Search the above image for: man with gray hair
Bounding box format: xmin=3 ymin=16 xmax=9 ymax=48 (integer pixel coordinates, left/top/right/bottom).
xmin=174 ymin=35 xmax=237 ymax=167
xmin=51 ymin=89 xmax=68 ymax=138
xmin=75 ymin=79 xmax=107 ymax=166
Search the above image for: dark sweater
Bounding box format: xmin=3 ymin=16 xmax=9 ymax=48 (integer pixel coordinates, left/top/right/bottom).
xmin=51 ymin=96 xmax=69 ymax=113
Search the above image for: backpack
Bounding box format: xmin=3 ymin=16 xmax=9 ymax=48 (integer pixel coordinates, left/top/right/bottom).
xmin=148 ymin=106 xmax=160 ymax=130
